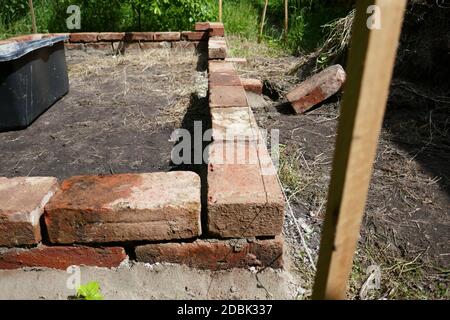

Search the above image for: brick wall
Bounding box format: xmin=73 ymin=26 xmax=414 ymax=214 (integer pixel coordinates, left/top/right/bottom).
xmin=0 ymin=22 xmax=285 ymax=271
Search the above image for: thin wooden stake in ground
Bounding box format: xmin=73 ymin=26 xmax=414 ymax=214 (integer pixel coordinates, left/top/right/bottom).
xmin=28 ymin=0 xmax=37 ymax=34
xmin=312 ymin=0 xmax=407 ymax=300
xmin=219 ymin=0 xmax=223 ymax=22
xmin=258 ymin=0 xmax=269 ymax=44
xmin=284 ymin=0 xmax=288 ymax=43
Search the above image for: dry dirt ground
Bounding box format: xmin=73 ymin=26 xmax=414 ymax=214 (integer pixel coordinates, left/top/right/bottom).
xmin=0 ymin=47 xmax=207 ymax=179
xmin=229 ymin=36 xmax=449 ymax=299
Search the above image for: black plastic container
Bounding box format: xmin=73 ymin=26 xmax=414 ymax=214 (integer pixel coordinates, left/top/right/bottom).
xmin=0 ymin=36 xmax=69 ymax=131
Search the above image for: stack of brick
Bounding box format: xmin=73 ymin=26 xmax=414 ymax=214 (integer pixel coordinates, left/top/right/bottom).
xmin=0 ymin=22 xmax=285 ymax=271
xmin=0 ymin=31 xmax=209 ymax=52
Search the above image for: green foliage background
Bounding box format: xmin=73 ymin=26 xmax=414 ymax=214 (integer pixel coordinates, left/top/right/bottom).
xmin=0 ymin=0 xmax=352 ymax=54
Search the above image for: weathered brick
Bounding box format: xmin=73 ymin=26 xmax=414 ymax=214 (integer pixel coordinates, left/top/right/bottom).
xmin=154 ymin=32 xmax=181 ymax=41
xmin=97 ymin=32 xmax=125 ymax=41
xmin=135 ymin=236 xmax=283 ymax=270
xmin=208 ymin=38 xmax=227 ymax=59
xmin=124 ymin=32 xmax=154 ymax=41
xmin=85 ymin=42 xmax=112 ymax=51
xmin=181 ymin=31 xmax=208 ymax=41
xmin=209 ymin=68 xmax=241 ymax=87
xmin=0 ymin=177 xmax=59 ymax=247
xmin=139 ymin=41 xmax=171 ymax=49
xmin=0 ymin=246 xmax=126 ymax=270
xmin=207 ymin=141 xmax=284 ymax=238
xmin=211 ymin=107 xmax=261 ymax=141
xmin=286 ymin=64 xmax=346 ymax=114
xmin=209 ymin=61 xmax=235 ymax=73
xmin=172 ymin=41 xmax=201 ymax=50
xmin=241 ymin=78 xmax=263 ymax=94
xmin=195 ymin=22 xmax=210 ymax=31
xmin=65 ymin=43 xmax=85 ymax=50
xmin=69 ymin=33 xmax=98 ymax=43
xmin=209 ymin=22 xmax=225 ymax=37
xmin=209 ymin=86 xmax=248 ymax=108
xmin=45 ymin=172 xmax=201 ymax=244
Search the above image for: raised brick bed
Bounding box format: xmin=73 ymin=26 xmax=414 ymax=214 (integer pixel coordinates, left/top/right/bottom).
xmin=0 ymin=22 xmax=285 ymax=271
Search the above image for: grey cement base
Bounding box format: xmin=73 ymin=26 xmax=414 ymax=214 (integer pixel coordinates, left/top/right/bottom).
xmin=0 ymin=262 xmax=301 ymax=300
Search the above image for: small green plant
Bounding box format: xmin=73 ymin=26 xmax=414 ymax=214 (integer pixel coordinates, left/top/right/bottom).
xmin=76 ymin=282 xmax=104 ymax=300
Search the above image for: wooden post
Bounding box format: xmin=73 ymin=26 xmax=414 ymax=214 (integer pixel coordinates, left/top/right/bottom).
xmin=28 ymin=0 xmax=37 ymax=34
xmin=219 ymin=0 xmax=223 ymax=22
xmin=258 ymin=0 xmax=269 ymax=43
xmin=284 ymin=0 xmax=288 ymax=43
xmin=312 ymin=0 xmax=406 ymax=300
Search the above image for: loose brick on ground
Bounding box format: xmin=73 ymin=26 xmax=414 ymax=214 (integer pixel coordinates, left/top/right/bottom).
xmin=45 ymin=172 xmax=201 ymax=244
xmin=69 ymin=33 xmax=98 ymax=43
xmin=209 ymin=86 xmax=248 ymax=108
xmin=286 ymin=64 xmax=346 ymax=114
xmin=153 ymin=32 xmax=181 ymax=41
xmin=207 ymin=141 xmax=285 ymax=238
xmin=241 ymin=78 xmax=263 ymax=94
xmin=0 ymin=177 xmax=59 ymax=247
xmin=135 ymin=236 xmax=283 ymax=270
xmin=0 ymin=246 xmax=126 ymax=270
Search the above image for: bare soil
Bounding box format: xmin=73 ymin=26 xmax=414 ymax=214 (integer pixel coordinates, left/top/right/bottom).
xmin=0 ymin=48 xmax=207 ymax=180
xmin=231 ymin=35 xmax=449 ymax=299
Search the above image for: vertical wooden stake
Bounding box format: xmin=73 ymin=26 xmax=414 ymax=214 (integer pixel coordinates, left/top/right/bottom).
xmin=312 ymin=0 xmax=406 ymax=300
xmin=219 ymin=0 xmax=223 ymax=22
xmin=284 ymin=0 xmax=288 ymax=43
xmin=258 ymin=0 xmax=269 ymax=43
xmin=28 ymin=0 xmax=37 ymax=34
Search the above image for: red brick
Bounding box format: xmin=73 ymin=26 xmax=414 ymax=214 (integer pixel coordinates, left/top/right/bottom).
xmin=0 ymin=177 xmax=59 ymax=247
xmin=286 ymin=64 xmax=346 ymax=113
xmin=209 ymin=22 xmax=225 ymax=37
xmin=135 ymin=236 xmax=283 ymax=270
xmin=181 ymin=31 xmax=208 ymax=41
xmin=85 ymin=42 xmax=112 ymax=50
xmin=210 ymin=107 xmax=261 ymax=142
xmin=45 ymin=172 xmax=201 ymax=244
xmin=195 ymin=22 xmax=210 ymax=31
xmin=0 ymin=246 xmax=126 ymax=270
xmin=207 ymin=141 xmax=284 ymax=238
xmin=65 ymin=43 xmax=84 ymax=50
xmin=113 ymin=42 xmax=141 ymax=52
xmin=209 ymin=68 xmax=241 ymax=87
xmin=208 ymin=38 xmax=227 ymax=59
xmin=241 ymin=78 xmax=263 ymax=94
xmin=69 ymin=33 xmax=98 ymax=43
xmin=97 ymin=32 xmax=125 ymax=41
xmin=139 ymin=42 xmax=171 ymax=50
xmin=209 ymin=61 xmax=235 ymax=73
xmin=172 ymin=41 xmax=201 ymax=50
xmin=124 ymin=32 xmax=154 ymax=41
xmin=209 ymin=86 xmax=248 ymax=108
xmin=153 ymin=32 xmax=180 ymax=41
